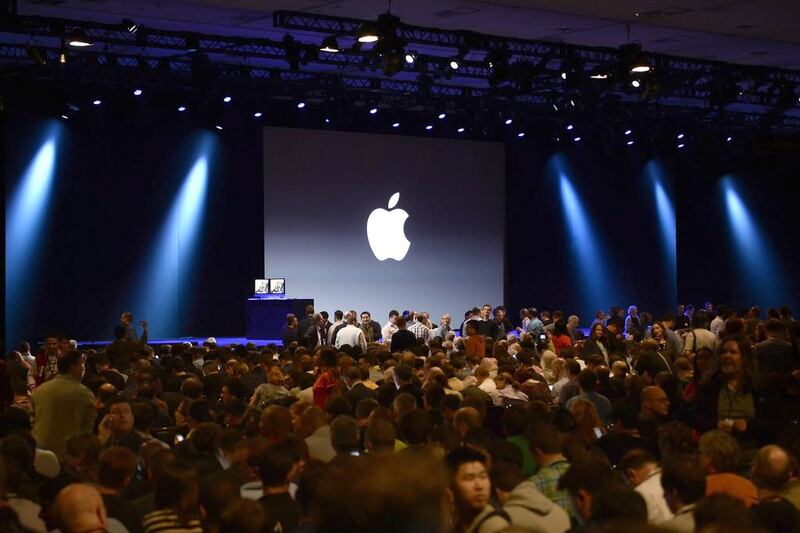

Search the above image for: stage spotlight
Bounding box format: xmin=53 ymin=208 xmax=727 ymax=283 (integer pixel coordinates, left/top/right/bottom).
xmin=405 ymin=52 xmax=416 ymax=64
xmin=68 ymin=29 xmax=94 ymax=47
xmin=122 ymin=19 xmax=139 ymax=34
xmin=324 ymin=117 xmax=331 ymax=124
xmin=425 ymin=124 xmax=433 ymax=130
xmin=357 ymin=21 xmax=380 ymax=43
xmin=61 ymin=114 xmax=69 ymax=120
xmin=573 ymin=136 xmax=581 ymax=142
xmin=223 ymin=95 xmax=232 ymax=103
xmin=215 ymin=125 xmax=223 ymax=130
xmin=392 ymin=122 xmax=400 ymax=128
xmin=631 ymin=79 xmax=641 ymax=88
xmin=297 ymin=101 xmax=306 ymax=109
xmin=369 ymin=107 xmax=378 ymax=114
xmin=630 ymin=59 xmax=651 ymax=73
xmin=677 ymin=133 xmax=684 ymax=139
xmin=626 ymin=140 xmax=634 ymax=146
xmin=624 ymin=129 xmax=632 ymax=135
xmin=517 ymin=132 xmax=526 ymax=138
xmin=566 ymin=124 xmax=574 ymax=131
xmin=505 ymin=118 xmax=513 ymax=125
xmin=177 ymin=105 xmax=187 ymax=112
xmin=254 ymin=112 xmax=262 ymax=118
xmin=677 ymin=143 xmax=685 ymax=149
xmin=438 ymin=112 xmax=446 ymax=120
xmin=726 ymin=135 xmax=733 ymax=142
xmin=133 ymin=88 xmax=143 ymax=96
xmin=92 ymin=99 xmax=102 ymax=106
xmin=449 ymin=58 xmax=460 ymax=70
xmin=320 ymin=35 xmax=340 ymax=53
xmin=457 ymin=127 xmax=465 ymax=133
xmin=589 ymin=66 xmax=609 ymax=79
xmin=561 ymin=72 xmax=568 ymax=80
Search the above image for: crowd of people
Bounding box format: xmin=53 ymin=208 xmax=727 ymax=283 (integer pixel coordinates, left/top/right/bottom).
xmin=1 ymin=302 xmax=799 ymax=533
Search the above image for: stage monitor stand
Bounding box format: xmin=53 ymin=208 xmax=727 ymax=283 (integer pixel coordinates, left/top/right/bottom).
xmin=246 ymin=298 xmax=313 ymax=341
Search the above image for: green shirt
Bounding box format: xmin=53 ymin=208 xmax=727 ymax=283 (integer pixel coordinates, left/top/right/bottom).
xmin=717 ymin=385 xmax=755 ymax=421
xmin=507 ymin=435 xmax=538 ymax=477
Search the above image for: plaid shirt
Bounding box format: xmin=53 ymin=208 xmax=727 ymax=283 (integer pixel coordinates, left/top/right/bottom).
xmin=529 ymin=458 xmax=576 ymax=520
xmin=407 ymin=321 xmax=431 ymax=342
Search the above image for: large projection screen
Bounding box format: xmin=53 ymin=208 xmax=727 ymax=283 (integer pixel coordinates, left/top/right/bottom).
xmin=264 ymin=127 xmax=504 ymax=327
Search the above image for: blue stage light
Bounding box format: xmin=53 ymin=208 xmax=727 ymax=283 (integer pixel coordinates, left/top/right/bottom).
xmin=133 ymin=134 xmax=214 ymax=338
xmin=6 ymin=123 xmax=61 ymax=348
xmin=722 ymin=176 xmax=787 ymax=307
xmin=551 ymin=154 xmax=614 ymax=323
xmin=645 ymin=161 xmax=677 ymax=309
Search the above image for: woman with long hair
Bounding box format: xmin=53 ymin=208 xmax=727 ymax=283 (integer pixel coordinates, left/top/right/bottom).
xmin=551 ymin=320 xmax=573 ymax=355
xmin=583 ymin=323 xmax=610 ymax=365
xmin=143 ymin=461 xmax=203 ymax=533
xmin=569 ymin=398 xmax=605 ymax=444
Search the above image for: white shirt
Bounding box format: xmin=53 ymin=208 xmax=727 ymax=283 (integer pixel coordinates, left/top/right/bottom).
xmin=478 ymin=378 xmax=497 ymax=393
xmin=381 ymin=322 xmax=398 ymax=341
xmin=635 ymin=469 xmax=674 ymax=524
xmin=335 ymin=324 xmax=367 ymax=351
xmin=683 ymin=328 xmax=716 ymax=353
xmin=710 ymin=316 xmax=725 ymax=338
xmin=327 ymin=320 xmax=343 ymax=345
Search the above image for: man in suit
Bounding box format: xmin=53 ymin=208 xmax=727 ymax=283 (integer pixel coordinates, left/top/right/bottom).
xmin=297 ymin=305 xmax=316 ymax=348
xmin=360 ymin=311 xmax=382 ymax=342
xmin=302 ymin=313 xmax=327 ymax=349
xmin=343 ymin=366 xmax=376 ymax=414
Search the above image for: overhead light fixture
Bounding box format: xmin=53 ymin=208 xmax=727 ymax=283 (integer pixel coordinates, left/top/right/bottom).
xmin=438 ymin=112 xmax=446 ymax=120
xmin=624 ymin=129 xmax=632 ymax=135
xmin=627 ymin=140 xmax=634 ymax=146
xmin=677 ymin=133 xmax=685 ymax=139
xmin=223 ymin=95 xmax=232 ymax=103
xmin=297 ymin=101 xmax=306 ymax=109
xmin=517 ymin=132 xmax=526 ymax=138
xmin=122 ymin=19 xmax=139 ymax=34
xmin=392 ymin=122 xmax=400 ymax=128
xmin=566 ymin=124 xmax=574 ymax=130
xmin=449 ymin=58 xmax=460 ymax=70
xmin=677 ymin=143 xmax=685 ymax=149
xmin=589 ymin=66 xmax=609 ymax=79
xmin=726 ymin=136 xmax=733 ymax=142
xmin=133 ymin=88 xmax=143 ymax=96
xmin=177 ymin=105 xmax=187 ymax=112
xmin=630 ymin=61 xmax=651 ymax=74
xmin=215 ymin=125 xmax=223 ymax=131
xmin=457 ymin=127 xmax=465 ymax=133
xmin=320 ymin=35 xmax=340 ymax=53
xmin=405 ymin=52 xmax=416 ymax=64
xmin=254 ymin=112 xmax=263 ymax=118
xmin=357 ymin=21 xmax=380 ymax=43
xmin=425 ymin=124 xmax=433 ymax=130
xmin=92 ymin=99 xmax=102 ymax=106
xmin=68 ymin=29 xmax=94 ymax=48
xmin=505 ymin=118 xmax=513 ymax=125
xmin=370 ymin=107 xmax=378 ymax=115
xmin=573 ymin=136 xmax=581 ymax=142
xmin=631 ymin=79 xmax=641 ymax=88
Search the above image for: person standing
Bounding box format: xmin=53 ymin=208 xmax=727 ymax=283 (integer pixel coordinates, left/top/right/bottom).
xmin=32 ymin=351 xmax=96 ymax=458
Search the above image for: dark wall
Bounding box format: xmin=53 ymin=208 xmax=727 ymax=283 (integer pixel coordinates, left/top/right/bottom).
xmin=506 ymin=140 xmax=800 ymax=323
xmin=4 ymin=89 xmax=263 ymax=347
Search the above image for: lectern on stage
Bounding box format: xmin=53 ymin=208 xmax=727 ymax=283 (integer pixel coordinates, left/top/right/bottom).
xmin=245 ymin=278 xmax=312 ymax=341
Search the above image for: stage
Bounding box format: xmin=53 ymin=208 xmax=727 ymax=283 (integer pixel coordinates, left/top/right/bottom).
xmin=77 ymin=337 xmax=283 ymax=350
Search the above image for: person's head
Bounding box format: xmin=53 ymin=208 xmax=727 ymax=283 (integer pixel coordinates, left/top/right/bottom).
xmin=699 ymin=430 xmax=740 ymax=474
xmin=590 ymin=323 xmax=605 ymax=340
xmin=640 ymin=386 xmax=670 ymax=419
xmin=259 ymin=405 xmax=293 ymax=442
xmin=660 ymin=453 xmax=706 ymax=513
xmin=317 ymin=348 xmax=338 ymax=370
xmin=452 ymin=407 xmax=482 ymax=439
xmin=63 ymin=433 xmax=102 ymax=480
xmin=258 ymin=447 xmax=294 ymax=489
xmin=751 ymin=445 xmax=795 ymax=496
xmin=606 ymin=316 xmax=623 ymax=335
xmin=694 ymin=493 xmax=752 ymax=531
xmin=714 ymin=336 xmax=757 ymax=387
xmin=97 ymin=447 xmax=138 ymax=493
xmin=58 ymin=350 xmax=85 ymax=378
xmin=618 ymin=449 xmax=658 ymax=488
xmin=400 ymin=409 xmax=431 ymax=446
xmin=628 ymin=305 xmax=638 ymax=317
xmin=297 ymin=405 xmax=326 ymax=438
xmin=106 ymin=396 xmax=134 ymax=436
xmin=154 ymin=460 xmax=199 ymax=521
xmin=393 ymin=364 xmax=413 ymax=387
xmin=446 ymin=447 xmax=491 ymax=516
xmin=577 ymin=368 xmax=598 ymax=392
xmin=590 ymin=486 xmax=647 ymax=527
xmin=360 ymin=311 xmax=371 ymax=325
xmin=526 ymin=421 xmax=561 ymax=458
xmin=657 ymin=421 xmax=696 ymax=458
xmin=651 ymin=321 xmax=666 ymax=340
xmin=54 ymin=483 xmax=109 ymax=533
xmin=558 ymin=460 xmax=617 ymax=522
xmin=491 ymin=462 xmax=526 ymax=504
xmin=494 ymin=306 xmax=506 ymax=321
xmin=365 ymin=418 xmax=396 ymax=454
xmin=221 ymin=378 xmax=246 ymax=404
xmin=330 ymin=415 xmax=360 ymax=454
xmin=565 ymin=359 xmax=581 ymax=379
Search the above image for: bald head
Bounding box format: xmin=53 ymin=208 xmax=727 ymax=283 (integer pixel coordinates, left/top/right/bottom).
xmin=55 ymin=483 xmax=108 ymax=533
xmin=640 ymin=386 xmax=670 ymax=418
xmin=752 ymin=445 xmax=795 ymax=494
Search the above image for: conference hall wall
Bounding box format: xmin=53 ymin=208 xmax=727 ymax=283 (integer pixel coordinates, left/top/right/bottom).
xmin=5 ymin=89 xmax=799 ymax=349
xmin=506 ymin=140 xmax=800 ymax=324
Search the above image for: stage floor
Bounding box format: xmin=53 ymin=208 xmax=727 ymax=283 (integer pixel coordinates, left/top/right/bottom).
xmin=77 ymin=337 xmax=282 ymax=349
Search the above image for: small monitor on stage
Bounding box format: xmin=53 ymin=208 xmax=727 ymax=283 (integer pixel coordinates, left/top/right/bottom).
xmin=269 ymin=278 xmax=285 ymax=295
xmin=254 ymin=278 xmax=285 ymax=299
xmin=254 ymin=279 xmax=269 ymax=295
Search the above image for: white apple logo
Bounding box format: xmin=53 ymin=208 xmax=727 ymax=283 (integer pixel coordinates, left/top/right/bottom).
xmin=367 ymin=192 xmax=411 ymax=261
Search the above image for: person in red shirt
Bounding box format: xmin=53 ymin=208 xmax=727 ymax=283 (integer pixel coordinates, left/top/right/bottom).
xmin=464 ymin=320 xmax=485 ymax=359
xmin=551 ymin=320 xmax=573 ymax=355
xmin=312 ymin=348 xmax=340 ymax=409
